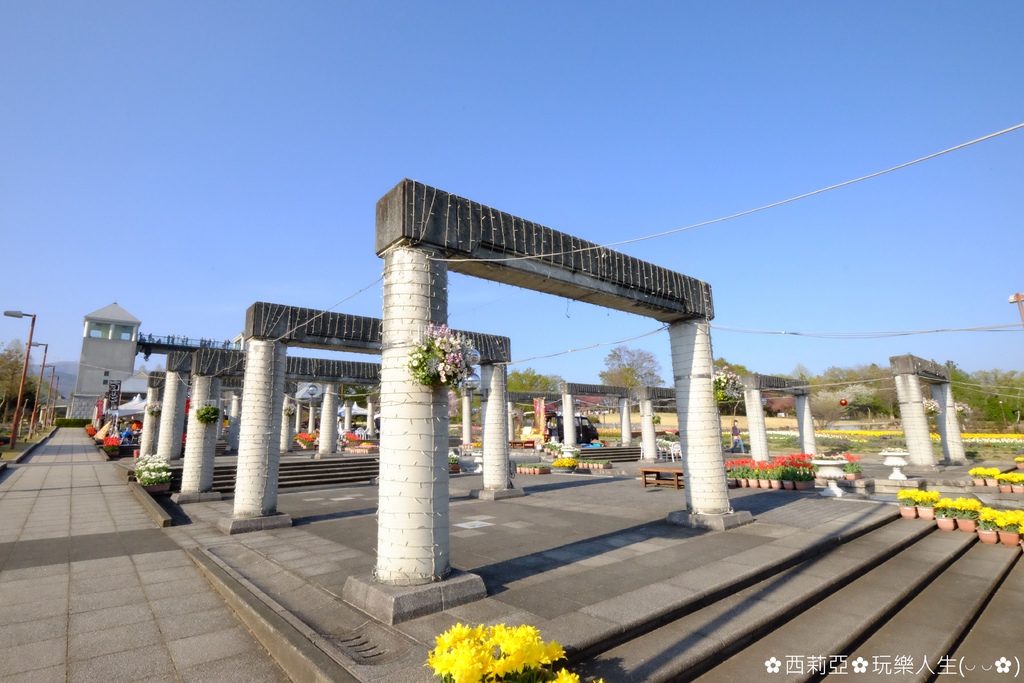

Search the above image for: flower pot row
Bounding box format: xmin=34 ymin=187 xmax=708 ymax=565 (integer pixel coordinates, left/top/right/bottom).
xmin=728 ymin=478 xmax=814 ymax=491
xmin=517 ymin=466 xmax=551 ymax=475
xmin=898 ymin=498 xmax=1023 ymax=550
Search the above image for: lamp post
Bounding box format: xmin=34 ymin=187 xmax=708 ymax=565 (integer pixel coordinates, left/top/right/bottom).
xmin=3 ymin=310 xmax=37 ymax=451
xmin=1009 ymin=293 xmax=1024 ymax=328
xmin=28 ymin=342 xmax=48 ymax=437
xmin=44 ymin=366 xmax=56 ymax=428
xmin=48 ymin=375 xmax=60 ymax=426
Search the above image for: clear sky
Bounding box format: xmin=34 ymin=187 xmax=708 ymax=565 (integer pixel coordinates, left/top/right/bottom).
xmin=2 ymin=2 xmax=1022 ymax=391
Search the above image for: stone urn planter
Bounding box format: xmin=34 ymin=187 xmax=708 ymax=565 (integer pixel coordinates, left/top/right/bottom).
xmin=811 ymin=458 xmax=847 ymax=497
xmin=881 ymin=451 xmax=909 ymax=480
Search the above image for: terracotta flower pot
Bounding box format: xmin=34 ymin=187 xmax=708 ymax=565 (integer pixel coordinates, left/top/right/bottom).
xmin=986 ymin=478 xmax=999 ymax=487
xmin=769 ymin=480 xmax=782 ymax=490
xmin=794 ymin=480 xmax=814 ymax=491
xmin=936 ymin=517 xmax=956 ymax=531
xmin=978 ymin=529 xmax=999 ymax=545
xmin=782 ymin=480 xmax=795 ymax=490
xmin=917 ymin=506 xmax=935 ymax=520
xmin=758 ymin=479 xmax=771 ymax=489
xmin=844 ymin=472 xmax=863 ymax=480
xmin=998 ymin=531 xmax=1021 ymax=547
xmin=1013 ymin=485 xmax=1024 ymax=494
xmin=972 ymin=478 xmax=985 ymax=487
xmin=899 ymin=506 xmax=918 ymax=520
xmin=956 ymin=518 xmax=978 ymax=533
xmin=746 ymin=478 xmax=758 ymax=488
xmin=738 ymin=478 xmax=749 ymax=488
xmin=999 ymin=485 xmax=1012 ymax=493
xmin=1017 ymin=463 xmax=1024 ymax=470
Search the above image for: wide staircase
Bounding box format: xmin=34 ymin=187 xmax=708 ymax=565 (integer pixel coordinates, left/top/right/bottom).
xmin=574 ymin=517 xmax=1022 ymax=682
xmin=168 ymin=455 xmax=380 ymax=493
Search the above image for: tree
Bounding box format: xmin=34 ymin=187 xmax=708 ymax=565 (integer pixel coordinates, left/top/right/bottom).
xmin=599 ymin=346 xmax=664 ymax=391
xmin=1 ymin=340 xmax=39 ymax=423
xmin=508 ymin=368 xmax=564 ymax=394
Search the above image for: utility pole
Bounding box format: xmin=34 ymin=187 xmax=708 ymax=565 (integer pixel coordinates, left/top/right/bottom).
xmin=1010 ymin=293 xmax=1024 ymax=328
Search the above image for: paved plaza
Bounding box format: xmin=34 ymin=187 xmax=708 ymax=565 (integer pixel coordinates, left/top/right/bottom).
xmin=2 ymin=429 xmax=1020 ymax=682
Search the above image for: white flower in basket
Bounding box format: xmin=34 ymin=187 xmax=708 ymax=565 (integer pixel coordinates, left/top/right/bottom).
xmin=146 ymin=401 xmax=162 ymax=416
xmin=407 ymin=324 xmax=478 ymax=387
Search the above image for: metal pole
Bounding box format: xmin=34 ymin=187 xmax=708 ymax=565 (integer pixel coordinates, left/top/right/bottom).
xmin=45 ymin=366 xmax=56 ymax=427
xmin=6 ymin=313 xmax=36 ymax=450
xmin=28 ymin=343 xmax=47 ymax=437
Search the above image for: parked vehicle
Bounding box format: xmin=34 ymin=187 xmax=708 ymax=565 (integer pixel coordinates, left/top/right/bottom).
xmin=545 ymin=413 xmax=599 ymax=444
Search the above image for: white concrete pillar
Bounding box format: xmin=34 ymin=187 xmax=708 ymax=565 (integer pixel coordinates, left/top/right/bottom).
xmin=307 ymin=403 xmax=316 ymax=434
xmin=232 ymin=340 xmax=287 ymax=518
xmin=279 ymin=398 xmax=295 ymax=453
xmin=139 ymin=387 xmax=161 ymax=457
xmin=461 ymin=390 xmax=473 ymax=446
xmin=561 ymin=390 xmax=577 ymax=448
xmin=640 ymin=397 xmax=658 ymax=461
xmin=156 ymin=370 xmax=188 ymax=462
xmin=743 ymin=388 xmax=770 ymax=462
xmin=228 ymin=393 xmax=241 ymax=452
xmin=214 ymin=394 xmax=225 ymax=441
xmin=619 ymin=397 xmax=632 ymax=446
xmin=180 ymin=375 xmax=221 ymax=494
xmin=343 ymin=400 xmax=353 ymax=432
xmin=318 ymin=383 xmax=338 ymax=457
xmin=366 ymin=397 xmax=377 ymax=437
xmin=376 ymin=245 xmax=450 ymax=585
xmin=481 ymin=364 xmax=510 ymax=491
xmin=794 ymin=393 xmax=817 ymax=456
xmin=507 ymin=401 xmax=516 ymax=442
xmin=932 ymin=382 xmax=966 ymax=463
xmin=669 ymin=320 xmax=731 ymax=515
xmin=293 ymin=399 xmax=302 ymax=434
xmin=894 ymin=373 xmax=934 ymax=467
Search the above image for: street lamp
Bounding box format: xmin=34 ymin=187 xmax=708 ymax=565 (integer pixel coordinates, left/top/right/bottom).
xmin=28 ymin=341 xmax=48 ymax=437
xmin=3 ymin=310 xmax=37 ymax=450
xmin=1009 ymin=293 xmax=1024 ymax=328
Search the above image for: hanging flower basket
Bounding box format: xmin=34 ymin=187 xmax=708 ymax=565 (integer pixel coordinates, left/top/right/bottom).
xmin=922 ymin=398 xmax=941 ymax=416
xmin=146 ymin=401 xmax=162 ymax=416
xmin=195 ymin=405 xmax=220 ymax=425
xmin=283 ymin=404 xmax=297 ymax=417
xmin=407 ymin=324 xmax=477 ymax=387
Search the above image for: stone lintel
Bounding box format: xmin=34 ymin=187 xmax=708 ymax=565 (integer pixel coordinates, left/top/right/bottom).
xmin=166 ymin=351 xmax=193 ymax=374
xmin=636 ymin=386 xmax=676 ymax=401
xmin=666 ymin=510 xmax=754 ymax=531
xmin=508 ymin=391 xmax=548 ymax=403
xmin=147 ymin=372 xmax=166 ymax=389
xmin=217 ymin=514 xmax=293 ymax=535
xmin=560 ymin=383 xmax=630 ymax=398
xmin=244 ymin=301 xmax=511 ymax=363
xmin=470 ymin=488 xmax=527 ymax=501
xmin=172 ymin=491 xmax=224 ymax=504
xmin=889 ymin=354 xmax=950 ymax=382
xmin=342 ymin=570 xmax=487 ymax=625
xmin=375 ymin=179 xmax=714 ymax=323
xmin=189 ymin=348 xmax=383 ymax=384
xmin=740 ymin=373 xmax=810 ymax=393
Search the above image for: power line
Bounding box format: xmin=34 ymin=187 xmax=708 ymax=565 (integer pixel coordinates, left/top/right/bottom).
xmin=710 ymin=323 xmax=1022 ymax=339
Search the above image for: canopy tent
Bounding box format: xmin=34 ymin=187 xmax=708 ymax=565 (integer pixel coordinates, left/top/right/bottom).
xmin=115 ymin=395 xmax=147 ymax=416
xmin=339 ymin=404 xmax=369 ymax=416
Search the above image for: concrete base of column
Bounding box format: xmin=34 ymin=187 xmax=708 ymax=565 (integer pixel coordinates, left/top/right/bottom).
xmin=342 ymin=570 xmax=486 ymax=625
xmin=666 ymin=510 xmax=754 ymax=531
xmin=469 ymin=488 xmax=526 ymax=501
xmin=172 ymin=491 xmax=223 ymax=504
xmin=217 ymin=513 xmax=293 ymax=535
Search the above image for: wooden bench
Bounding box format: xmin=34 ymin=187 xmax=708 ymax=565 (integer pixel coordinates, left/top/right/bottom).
xmin=639 ymin=467 xmax=684 ymax=489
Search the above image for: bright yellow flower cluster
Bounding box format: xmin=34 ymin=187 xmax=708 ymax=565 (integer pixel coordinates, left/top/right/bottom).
xmin=935 ymin=497 xmax=983 ymax=519
xmin=426 ymin=623 xmax=601 ymax=683
xmin=896 ymin=490 xmax=940 ymax=506
xmin=968 ymin=467 xmax=1001 ymax=479
xmin=551 ymin=458 xmax=578 ymax=468
xmin=1015 ymin=456 xmax=1024 ymax=463
xmin=978 ymin=507 xmax=1024 ymax=532
xmin=996 ymin=472 xmax=1024 ymax=485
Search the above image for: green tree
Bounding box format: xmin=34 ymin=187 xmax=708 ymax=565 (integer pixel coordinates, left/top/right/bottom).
xmin=508 ymin=368 xmax=564 ymax=394
xmin=599 ymin=346 xmax=664 ymax=391
xmin=0 ymin=340 xmax=39 ymax=424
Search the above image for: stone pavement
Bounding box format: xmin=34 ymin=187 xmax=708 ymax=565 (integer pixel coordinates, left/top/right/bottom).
xmin=0 ymin=429 xmax=290 ymax=683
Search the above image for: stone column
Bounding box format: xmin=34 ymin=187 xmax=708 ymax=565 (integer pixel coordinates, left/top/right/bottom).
xmin=932 ymin=382 xmax=966 ymax=463
xmin=561 ymin=389 xmax=577 ymax=449
xmin=178 ymin=374 xmax=222 ymax=501
xmin=307 ymin=403 xmax=316 ymax=434
xmin=139 ymin=386 xmax=161 ymax=457
xmin=156 ymin=370 xmax=188 ymax=462
xmin=222 ymin=339 xmax=290 ymax=533
xmin=343 ymin=400 xmax=353 ymax=432
xmin=293 ymin=399 xmax=302 ymax=434
xmin=619 ymin=397 xmax=632 ymax=446
xmin=375 ymin=245 xmax=450 ymax=584
xmin=461 ymin=390 xmax=473 ymax=446
xmin=894 ymin=373 xmax=934 ymax=467
xmin=667 ymin=320 xmax=732 ymax=517
xmin=318 ymin=383 xmax=338 ymax=458
xmin=227 ymin=393 xmax=241 ymax=452
xmin=478 ymin=364 xmax=519 ymax=499
xmin=794 ymin=392 xmax=817 ymax=456
xmin=743 ymin=386 xmax=770 ymax=462
xmin=366 ymin=397 xmax=377 ymax=437
xmin=640 ymin=395 xmax=658 ymax=461
xmin=280 ymin=398 xmax=295 ymax=453
xmin=507 ymin=401 xmax=516 ymax=441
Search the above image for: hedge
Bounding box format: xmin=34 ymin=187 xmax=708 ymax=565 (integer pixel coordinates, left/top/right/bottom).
xmin=55 ymin=418 xmax=92 ymax=428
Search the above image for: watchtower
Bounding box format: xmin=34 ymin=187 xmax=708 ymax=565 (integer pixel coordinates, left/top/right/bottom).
xmin=68 ymin=303 xmax=140 ymax=418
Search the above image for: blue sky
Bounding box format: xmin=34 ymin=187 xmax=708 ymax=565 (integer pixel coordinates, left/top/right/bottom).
xmin=2 ymin=2 xmax=1022 ymax=390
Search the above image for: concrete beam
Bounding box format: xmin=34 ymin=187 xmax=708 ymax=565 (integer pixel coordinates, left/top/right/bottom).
xmin=889 ymin=354 xmax=950 ymax=382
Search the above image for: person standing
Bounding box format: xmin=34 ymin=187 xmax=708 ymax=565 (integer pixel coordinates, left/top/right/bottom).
xmin=731 ymin=420 xmax=744 ymax=453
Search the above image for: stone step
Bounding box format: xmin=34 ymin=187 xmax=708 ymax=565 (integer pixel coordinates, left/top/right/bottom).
xmin=576 ymin=520 xmax=967 ymax=683
xmin=831 ymin=542 xmax=1020 ymax=682
xmin=689 ymin=528 xmax=978 ymax=683
xmin=948 ymin=547 xmax=1024 ymax=671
